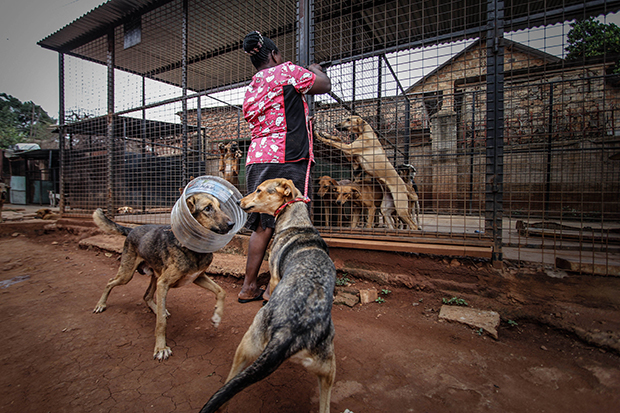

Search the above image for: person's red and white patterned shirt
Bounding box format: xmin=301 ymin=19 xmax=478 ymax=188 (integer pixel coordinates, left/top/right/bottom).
xmin=243 ymin=61 xmax=316 ymax=165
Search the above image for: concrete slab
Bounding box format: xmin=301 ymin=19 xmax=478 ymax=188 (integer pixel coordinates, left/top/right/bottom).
xmin=439 ymin=305 xmax=501 ymax=339
xmin=79 ymin=234 xmax=124 ymax=254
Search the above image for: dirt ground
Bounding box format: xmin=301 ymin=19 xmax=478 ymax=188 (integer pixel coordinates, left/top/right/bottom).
xmin=1 ymin=224 xmax=620 ymax=413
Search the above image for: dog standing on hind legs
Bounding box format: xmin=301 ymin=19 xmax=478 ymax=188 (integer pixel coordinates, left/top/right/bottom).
xmin=315 ymin=116 xmax=419 ymax=230
xmin=92 ymin=192 xmax=234 ymax=360
xmin=200 ymin=178 xmax=336 ymax=413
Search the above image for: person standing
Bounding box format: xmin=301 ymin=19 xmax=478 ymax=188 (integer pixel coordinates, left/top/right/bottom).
xmin=237 ymin=31 xmax=331 ymax=303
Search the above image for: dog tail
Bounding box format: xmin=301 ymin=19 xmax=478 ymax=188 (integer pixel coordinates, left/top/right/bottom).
xmin=92 ymin=208 xmax=132 ymax=237
xmin=199 ymin=334 xmax=294 ymax=413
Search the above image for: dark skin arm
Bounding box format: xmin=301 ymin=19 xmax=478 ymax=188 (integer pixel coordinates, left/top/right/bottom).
xmin=307 ymin=63 xmax=331 ymax=95
xmin=257 ymin=51 xmax=331 ymax=96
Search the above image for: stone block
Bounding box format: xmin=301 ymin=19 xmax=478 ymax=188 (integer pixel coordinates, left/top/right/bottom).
xmin=359 ymin=288 xmax=378 ymax=304
xmin=439 ymin=305 xmax=501 ymax=339
xmin=334 ymin=291 xmax=359 ymax=307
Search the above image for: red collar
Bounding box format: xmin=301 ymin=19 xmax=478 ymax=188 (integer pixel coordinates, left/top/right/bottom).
xmin=273 ymin=196 xmax=311 ymax=217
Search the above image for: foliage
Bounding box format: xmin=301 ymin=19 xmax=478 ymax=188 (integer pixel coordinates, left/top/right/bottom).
xmin=566 ymin=18 xmax=620 ymax=66
xmin=442 ymin=296 xmax=468 ymax=306
xmin=0 ymin=123 xmax=21 ymax=149
xmin=0 ymin=93 xmax=56 ymax=149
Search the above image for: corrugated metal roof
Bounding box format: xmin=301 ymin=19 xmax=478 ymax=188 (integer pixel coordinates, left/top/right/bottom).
xmin=38 ymin=0 xmax=620 ymax=93
xmin=38 ymin=0 xmax=170 ymax=52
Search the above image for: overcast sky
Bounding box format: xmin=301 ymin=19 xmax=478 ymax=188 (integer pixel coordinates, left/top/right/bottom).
xmin=0 ymin=0 xmax=104 ymax=118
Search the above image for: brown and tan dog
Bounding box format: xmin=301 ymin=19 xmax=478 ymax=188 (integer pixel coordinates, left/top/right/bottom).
xmin=92 ymin=193 xmax=234 ymax=360
xmin=335 ymin=180 xmax=383 ymax=228
xmin=317 ymin=175 xmax=351 ymax=227
xmin=36 ymin=208 xmax=60 ymax=220
xmin=0 ymin=183 xmax=7 ymax=222
xmin=200 ymin=178 xmax=336 ymax=413
xmin=218 ymin=141 xmax=242 ymax=186
xmin=315 ymin=116 xmax=419 ymax=230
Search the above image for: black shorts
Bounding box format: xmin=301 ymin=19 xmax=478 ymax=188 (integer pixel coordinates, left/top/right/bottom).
xmin=245 ymin=161 xmax=312 ymax=231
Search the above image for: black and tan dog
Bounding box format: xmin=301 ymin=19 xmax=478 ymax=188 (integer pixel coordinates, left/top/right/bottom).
xmin=92 ymin=193 xmax=234 ymax=360
xmin=200 ymin=178 xmax=336 ymax=413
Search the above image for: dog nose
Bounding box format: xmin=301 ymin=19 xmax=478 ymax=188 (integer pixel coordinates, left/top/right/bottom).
xmin=236 ymin=200 xmax=241 ymax=205
xmin=227 ymin=221 xmax=235 ymax=231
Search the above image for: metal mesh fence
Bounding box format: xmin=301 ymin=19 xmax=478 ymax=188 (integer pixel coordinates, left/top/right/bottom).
xmin=52 ymin=0 xmax=620 ymax=271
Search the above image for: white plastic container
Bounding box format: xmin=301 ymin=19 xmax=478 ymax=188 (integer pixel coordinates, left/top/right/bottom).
xmin=171 ymin=175 xmax=247 ymax=253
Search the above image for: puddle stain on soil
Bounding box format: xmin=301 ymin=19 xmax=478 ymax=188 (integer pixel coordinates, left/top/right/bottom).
xmin=0 ymin=275 xmax=30 ymax=289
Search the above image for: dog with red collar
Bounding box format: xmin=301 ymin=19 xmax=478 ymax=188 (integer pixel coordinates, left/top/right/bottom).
xmin=200 ymin=178 xmax=336 ymax=413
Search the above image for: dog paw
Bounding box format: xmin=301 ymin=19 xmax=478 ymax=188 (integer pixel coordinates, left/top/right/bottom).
xmin=211 ymin=313 xmax=221 ymax=328
xmin=153 ymin=347 xmax=172 ymax=360
xmin=93 ymin=305 xmax=106 ymax=313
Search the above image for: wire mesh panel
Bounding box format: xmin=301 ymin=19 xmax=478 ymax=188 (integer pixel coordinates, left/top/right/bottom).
xmin=503 ymin=14 xmax=620 ymax=271
xmin=312 ymin=0 xmax=489 ymax=248
xmin=59 ymin=0 xmax=297 ymax=224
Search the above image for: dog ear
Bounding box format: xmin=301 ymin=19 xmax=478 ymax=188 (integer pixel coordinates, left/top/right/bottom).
xmin=277 ymin=179 xmax=297 ymax=200
xmin=186 ymin=194 xmax=197 ymax=213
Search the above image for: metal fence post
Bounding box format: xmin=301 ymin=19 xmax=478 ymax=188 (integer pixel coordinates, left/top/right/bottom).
xmin=106 ymin=30 xmax=115 ymax=216
xmin=486 ymin=0 xmax=505 ymax=267
xmin=58 ymin=52 xmax=65 ymax=213
xmin=181 ymin=0 xmax=189 ymax=186
xmin=297 ymin=0 xmax=314 ymax=115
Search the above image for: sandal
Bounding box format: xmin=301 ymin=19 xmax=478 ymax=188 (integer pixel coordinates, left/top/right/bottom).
xmin=237 ymin=288 xmax=265 ymax=304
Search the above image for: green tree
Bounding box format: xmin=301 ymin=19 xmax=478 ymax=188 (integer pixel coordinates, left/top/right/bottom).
xmin=0 ymin=93 xmax=56 ymax=149
xmin=566 ymin=17 xmax=620 ymax=60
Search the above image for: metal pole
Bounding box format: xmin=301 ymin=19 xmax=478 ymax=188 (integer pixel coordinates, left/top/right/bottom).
xmin=297 ymin=0 xmax=314 ymax=115
xmin=106 ymin=30 xmax=115 ymax=216
xmin=58 ymin=52 xmax=66 ymax=213
xmin=377 ymin=55 xmax=382 ymax=129
xmin=196 ymin=95 xmax=202 ymax=174
xmin=352 ymin=60 xmax=356 ymax=114
xmin=485 ymin=0 xmax=504 ymax=267
xmin=141 ymin=76 xmax=146 ymax=212
xmin=181 ymin=0 xmax=189 ymax=186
